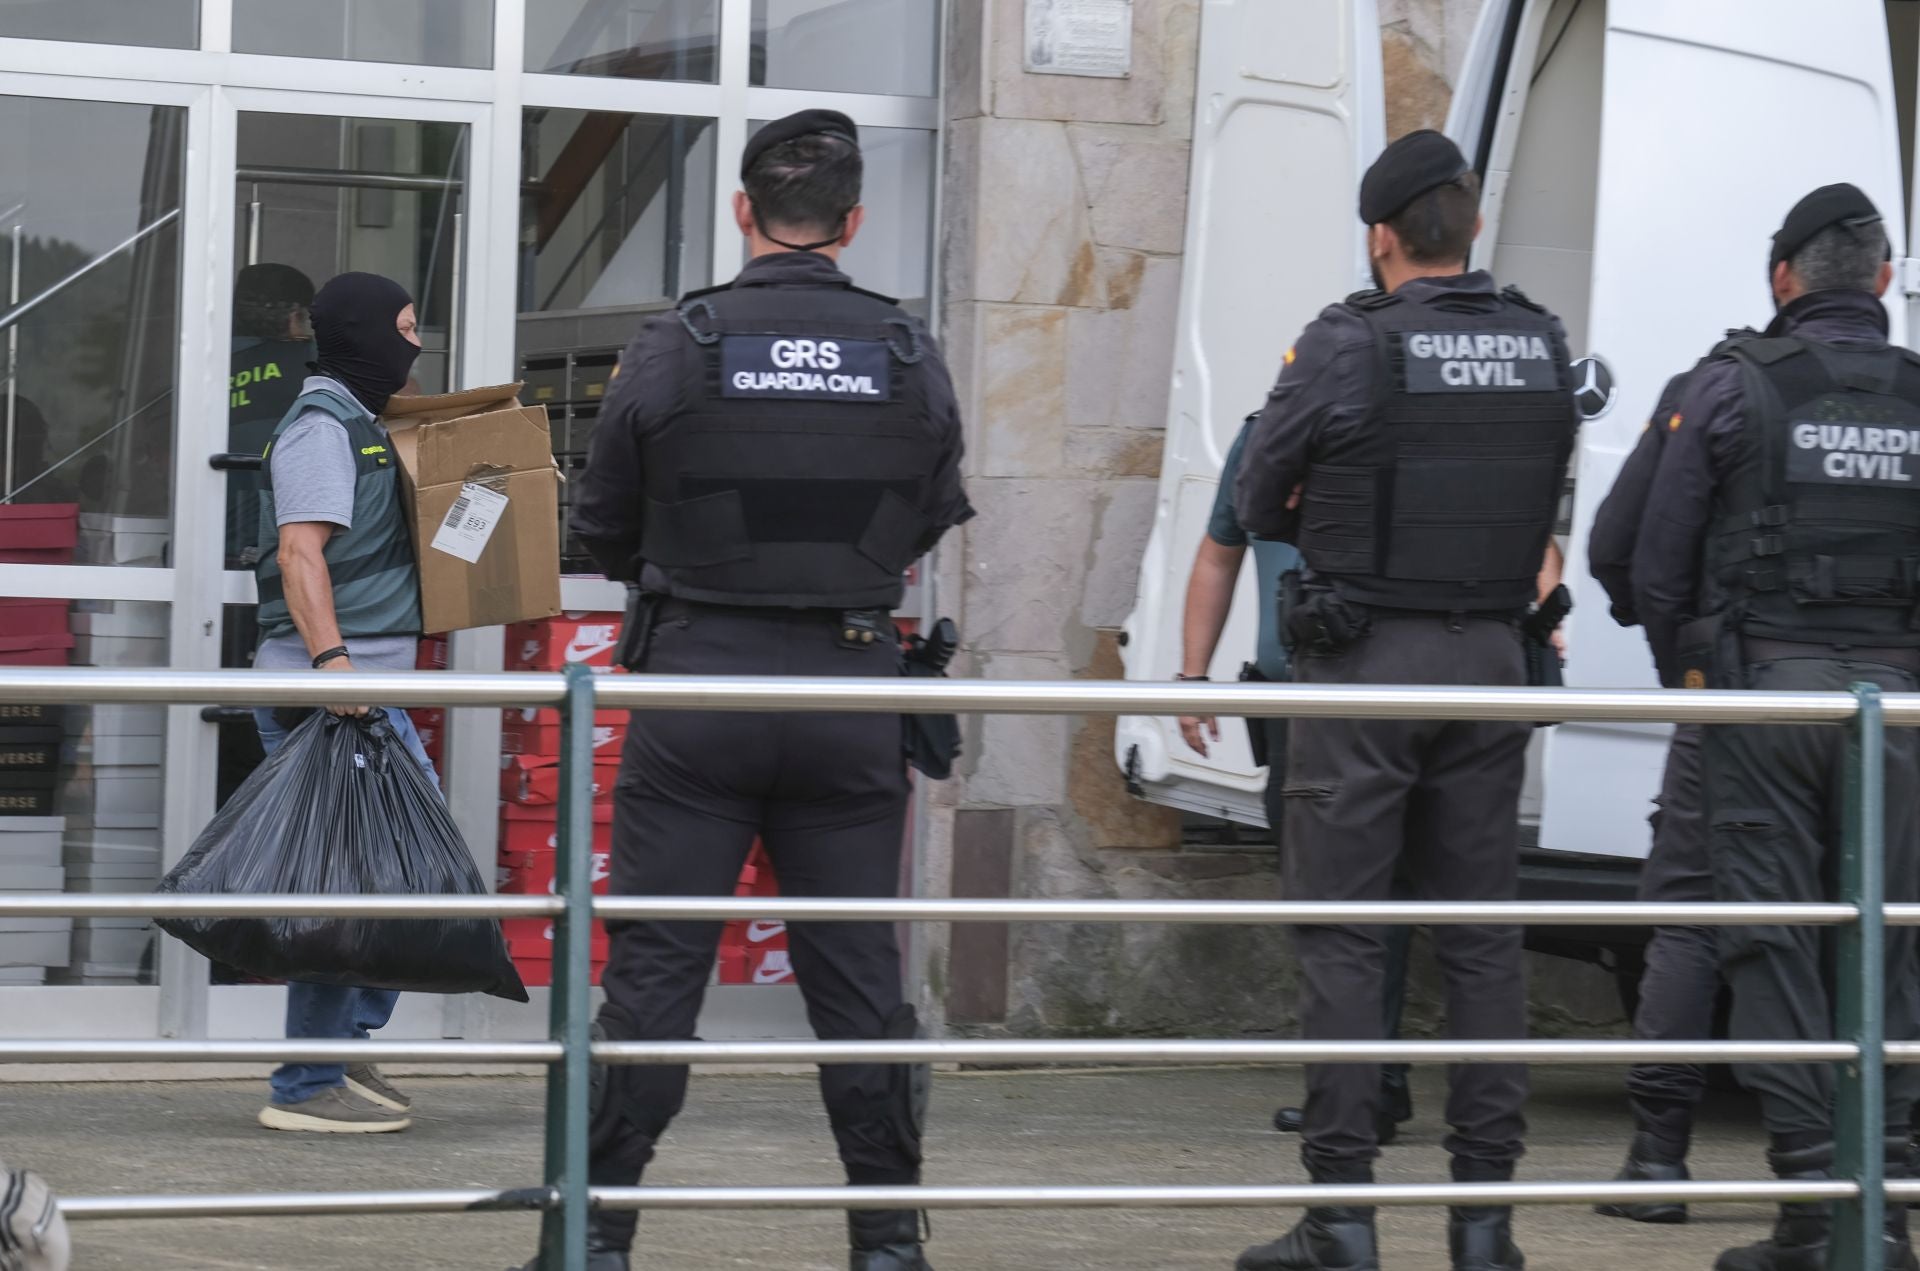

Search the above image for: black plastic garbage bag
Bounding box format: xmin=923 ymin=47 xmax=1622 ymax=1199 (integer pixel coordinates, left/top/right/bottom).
xmin=157 ymin=709 xmax=528 ymax=1002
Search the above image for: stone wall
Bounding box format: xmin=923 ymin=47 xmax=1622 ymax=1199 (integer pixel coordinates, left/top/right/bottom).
xmin=926 ymin=0 xmax=1625 ymax=1041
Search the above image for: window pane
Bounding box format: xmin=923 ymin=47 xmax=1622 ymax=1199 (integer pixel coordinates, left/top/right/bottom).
xmin=752 ymin=0 xmax=936 ymax=97
xmin=0 ymin=1 xmax=196 ymax=49
xmin=0 ymin=598 xmax=169 ymax=988
xmin=234 ymin=0 xmax=494 ymax=68
xmin=0 ymin=97 xmax=184 ymax=558
xmin=742 ymin=122 xmax=934 ymax=316
xmin=525 ymin=0 xmax=718 ymax=81
xmin=518 ymin=109 xmax=715 ymax=573
xmin=226 ymin=112 xmax=470 ymax=566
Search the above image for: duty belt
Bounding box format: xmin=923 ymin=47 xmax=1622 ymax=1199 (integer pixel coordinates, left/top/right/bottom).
xmin=1743 ymin=635 xmax=1920 ymax=672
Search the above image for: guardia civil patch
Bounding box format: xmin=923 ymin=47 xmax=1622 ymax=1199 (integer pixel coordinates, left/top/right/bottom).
xmin=1786 ymin=419 xmax=1920 ymax=488
xmin=719 ymin=336 xmax=893 ymax=402
xmin=1402 ymin=330 xmax=1556 ymax=393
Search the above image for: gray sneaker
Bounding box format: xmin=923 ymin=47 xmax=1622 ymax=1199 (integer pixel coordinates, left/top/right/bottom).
xmin=345 ymin=1063 xmax=412 ymax=1113
xmin=258 ymin=1085 xmax=411 ymax=1134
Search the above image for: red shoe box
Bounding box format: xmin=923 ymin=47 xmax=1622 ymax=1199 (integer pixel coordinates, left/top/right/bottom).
xmin=502 ymin=716 xmax=626 ymax=760
xmin=506 ymin=612 xmax=624 ymax=671
xmin=410 ymin=708 xmax=445 ymax=763
xmin=0 ymin=599 xmax=71 ymax=639
xmin=499 ymin=800 xmax=614 ymax=855
xmin=717 ymin=846 xmax=792 ymax=984
xmin=500 ymin=753 xmax=619 ymax=805
xmin=0 ymin=637 xmax=73 ymax=666
xmin=503 ymin=917 xmax=610 ymax=960
xmin=498 ymin=845 xmax=613 ymax=896
xmin=512 ymin=957 xmax=608 ymax=988
xmin=0 ymin=504 xmax=78 ymax=565
xmin=417 ymin=635 xmax=449 ymax=670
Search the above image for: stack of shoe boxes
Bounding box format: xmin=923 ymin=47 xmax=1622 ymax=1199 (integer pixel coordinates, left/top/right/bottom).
xmin=495 ymin=613 xmax=625 ymax=986
xmin=56 ymin=678 xmax=165 ymax=985
xmin=0 ymin=700 xmax=70 ymax=986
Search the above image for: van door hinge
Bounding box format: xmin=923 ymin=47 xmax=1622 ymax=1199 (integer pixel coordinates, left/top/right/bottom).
xmin=1900 ymin=258 xmax=1920 ymax=298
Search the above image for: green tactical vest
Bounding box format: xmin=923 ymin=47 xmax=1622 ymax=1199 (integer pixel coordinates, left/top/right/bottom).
xmin=254 ymin=386 xmax=422 ymax=643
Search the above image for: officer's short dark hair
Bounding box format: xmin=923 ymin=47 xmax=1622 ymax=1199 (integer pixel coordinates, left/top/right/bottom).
xmin=1790 ymin=219 xmax=1888 ymax=293
xmin=744 ymin=133 xmax=863 ymax=240
xmin=1386 ymin=172 xmax=1481 ymax=265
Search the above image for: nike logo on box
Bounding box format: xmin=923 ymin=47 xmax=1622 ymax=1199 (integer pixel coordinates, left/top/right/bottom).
xmin=745 ymin=920 xmax=785 ymax=943
xmin=565 ymin=626 xmax=620 ymax=661
xmin=752 ymin=951 xmax=794 ymax=983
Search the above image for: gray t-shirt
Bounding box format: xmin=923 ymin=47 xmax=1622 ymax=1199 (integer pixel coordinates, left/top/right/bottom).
xmin=255 ymin=376 xmax=417 ymax=671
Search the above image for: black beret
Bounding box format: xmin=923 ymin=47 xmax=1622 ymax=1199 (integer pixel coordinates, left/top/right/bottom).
xmin=235 ymin=262 xmax=315 ymax=308
xmin=1358 ymin=129 xmax=1472 ymax=225
xmin=741 ymin=109 xmax=860 ymax=181
xmin=1771 ymin=182 xmax=1885 ymax=269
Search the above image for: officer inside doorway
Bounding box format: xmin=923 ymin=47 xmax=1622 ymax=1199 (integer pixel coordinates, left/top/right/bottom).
xmin=1632 ymin=183 xmax=1920 ymax=1271
xmin=1231 ymin=130 xmax=1577 ymax=1271
xmin=518 ymin=109 xmax=974 ymax=1271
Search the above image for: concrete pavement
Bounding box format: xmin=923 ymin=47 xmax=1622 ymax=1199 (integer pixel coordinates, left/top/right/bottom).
xmin=5 ymin=1064 xmax=1781 ymax=1269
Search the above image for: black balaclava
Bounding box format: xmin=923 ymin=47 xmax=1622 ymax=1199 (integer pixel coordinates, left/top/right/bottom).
xmin=311 ymin=272 xmax=420 ymax=415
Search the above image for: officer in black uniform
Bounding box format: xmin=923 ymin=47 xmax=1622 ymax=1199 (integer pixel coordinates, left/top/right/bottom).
xmin=1633 ymin=184 xmax=1920 ymax=1271
xmin=1232 ymin=131 xmax=1577 ymax=1271
xmin=1588 ymin=343 xmax=1749 ymax=1224
xmin=510 ymin=110 xmax=973 ymax=1271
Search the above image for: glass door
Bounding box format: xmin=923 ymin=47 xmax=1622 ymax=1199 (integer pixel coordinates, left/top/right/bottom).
xmin=0 ymin=76 xmax=214 ymax=1038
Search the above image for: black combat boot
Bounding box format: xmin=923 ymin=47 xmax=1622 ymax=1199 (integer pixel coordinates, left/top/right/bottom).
xmin=1448 ymin=1158 xmax=1523 ymax=1271
xmin=508 ymin=1225 xmax=631 ymax=1271
xmin=1236 ymin=1162 xmax=1378 ymax=1271
xmin=848 ymin=1209 xmax=932 ymax=1271
xmin=1593 ymin=1130 xmax=1691 ymax=1224
xmin=1714 ymin=1141 xmax=1832 ymax=1271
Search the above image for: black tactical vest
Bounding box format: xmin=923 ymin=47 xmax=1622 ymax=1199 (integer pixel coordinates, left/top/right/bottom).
xmin=1706 ymin=336 xmax=1920 ymax=646
xmin=1296 ymin=285 xmax=1577 ymax=612
xmin=637 ymin=275 xmax=947 ymax=609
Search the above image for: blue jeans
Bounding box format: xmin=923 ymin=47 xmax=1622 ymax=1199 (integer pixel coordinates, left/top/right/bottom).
xmin=253 ymin=706 xmax=438 ymax=1105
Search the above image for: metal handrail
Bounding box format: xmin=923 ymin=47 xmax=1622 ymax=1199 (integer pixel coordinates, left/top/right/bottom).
xmin=0 ymin=666 xmax=1901 ymax=1270
xmin=0 ymin=666 xmax=1902 ymax=723
xmin=0 ymin=894 xmax=1874 ymax=924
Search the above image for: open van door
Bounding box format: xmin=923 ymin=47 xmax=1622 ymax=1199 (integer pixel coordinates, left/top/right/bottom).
xmin=1451 ymin=0 xmax=1908 ymax=863
xmin=1114 ymin=0 xmax=1384 ymax=823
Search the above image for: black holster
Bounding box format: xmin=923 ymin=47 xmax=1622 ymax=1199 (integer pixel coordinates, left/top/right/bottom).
xmin=1239 ymin=661 xmax=1272 ymax=769
xmin=614 ymin=586 xmax=662 ymax=673
xmin=1284 ymin=582 xmax=1372 ymax=657
xmin=901 ymin=618 xmax=962 ymax=780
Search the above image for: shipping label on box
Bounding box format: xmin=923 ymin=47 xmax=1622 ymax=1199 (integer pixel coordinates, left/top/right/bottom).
xmin=383 ymin=383 xmax=563 ymax=634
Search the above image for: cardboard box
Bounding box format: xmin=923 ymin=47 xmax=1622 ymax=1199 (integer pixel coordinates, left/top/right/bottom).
xmin=510 ymin=957 xmax=608 ymax=989
xmin=497 ymin=847 xmax=613 ymax=896
xmin=65 ymin=704 xmax=165 ymax=739
xmin=0 ymin=788 xmax=55 ymax=816
xmin=75 ymin=514 xmax=169 ymax=567
xmin=506 ymin=612 xmax=624 ymax=671
xmin=502 ymin=917 xmax=609 ymax=960
xmin=0 ymin=704 xmax=65 ymax=732
xmin=65 ymin=734 xmax=165 ymax=767
xmin=382 ymin=384 xmax=563 ymax=634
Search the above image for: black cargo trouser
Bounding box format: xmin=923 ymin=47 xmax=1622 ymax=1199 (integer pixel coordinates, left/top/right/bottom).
xmin=1262 ymin=716 xmax=1415 ymax=1098
xmin=1708 ymin=655 xmax=1920 ymax=1141
xmin=1624 ymin=724 xmax=1719 ymax=1129
xmin=591 ymin=602 xmax=917 ymax=1249
xmin=1284 ymin=614 xmax=1531 ymax=1173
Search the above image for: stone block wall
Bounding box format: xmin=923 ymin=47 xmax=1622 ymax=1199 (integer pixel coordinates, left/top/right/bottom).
xmin=926 ymin=0 xmax=1626 ymax=1041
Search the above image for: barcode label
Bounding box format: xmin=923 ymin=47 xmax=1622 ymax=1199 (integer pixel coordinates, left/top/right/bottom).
xmin=429 ymin=482 xmax=510 ymax=563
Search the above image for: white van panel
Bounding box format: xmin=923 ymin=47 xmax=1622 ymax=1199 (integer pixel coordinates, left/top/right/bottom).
xmin=1115 ymin=0 xmax=1384 ymax=823
xmin=1540 ymin=0 xmax=1908 ymax=859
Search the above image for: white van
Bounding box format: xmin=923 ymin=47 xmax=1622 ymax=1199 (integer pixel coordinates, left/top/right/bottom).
xmin=1117 ymin=0 xmax=1920 ymax=976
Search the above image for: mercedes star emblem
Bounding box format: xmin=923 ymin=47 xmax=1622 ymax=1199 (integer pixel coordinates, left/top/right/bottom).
xmin=1571 ymin=354 xmax=1615 ymax=421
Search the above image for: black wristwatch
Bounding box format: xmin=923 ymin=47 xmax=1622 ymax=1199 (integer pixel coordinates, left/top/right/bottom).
xmin=312 ymin=645 xmax=350 ymax=669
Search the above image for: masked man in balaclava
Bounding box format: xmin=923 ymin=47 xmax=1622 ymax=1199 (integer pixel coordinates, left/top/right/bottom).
xmin=248 ymin=271 xmax=436 ymax=1134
